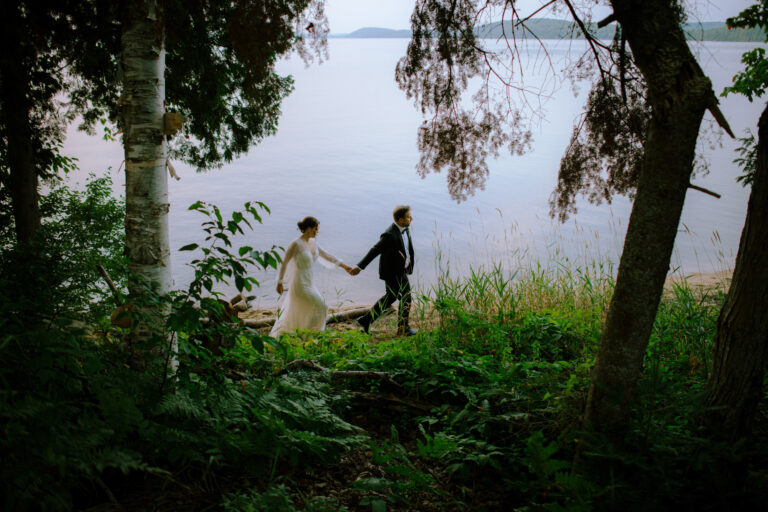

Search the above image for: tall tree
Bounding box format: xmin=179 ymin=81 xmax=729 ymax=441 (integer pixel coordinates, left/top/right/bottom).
xmin=0 ymin=3 xmax=40 ymax=244
xmin=0 ymin=0 xmax=118 ymax=245
xmin=703 ymin=1 xmax=768 ymax=440
xmin=582 ymin=0 xmax=733 ymax=439
xmin=119 ymin=0 xmax=172 ymax=294
xmin=0 ymin=0 xmax=327 ymax=286
xmin=396 ymin=0 xmax=734 ymax=440
xmin=116 ymin=0 xmax=327 ymax=298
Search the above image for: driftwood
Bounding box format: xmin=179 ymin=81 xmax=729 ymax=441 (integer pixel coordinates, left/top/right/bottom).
xmin=243 ymin=306 xmax=374 ymax=329
xmin=242 ymin=305 xmax=399 ymax=329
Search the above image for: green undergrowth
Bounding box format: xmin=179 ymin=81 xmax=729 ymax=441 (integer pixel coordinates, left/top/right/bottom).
xmin=2 ymin=193 xmax=765 ymax=511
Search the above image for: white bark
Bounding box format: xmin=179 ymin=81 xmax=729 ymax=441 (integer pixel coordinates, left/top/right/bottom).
xmin=121 ymin=0 xmax=172 ymax=295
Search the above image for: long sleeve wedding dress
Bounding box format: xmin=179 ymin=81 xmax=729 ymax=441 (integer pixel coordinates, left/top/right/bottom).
xmin=270 ymin=237 xmax=344 ymax=336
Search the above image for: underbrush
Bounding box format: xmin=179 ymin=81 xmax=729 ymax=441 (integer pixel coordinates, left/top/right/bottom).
xmin=2 ymin=193 xmax=765 ymax=511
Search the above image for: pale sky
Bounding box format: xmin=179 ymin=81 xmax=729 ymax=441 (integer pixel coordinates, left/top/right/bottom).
xmin=325 ymin=0 xmax=759 ymax=34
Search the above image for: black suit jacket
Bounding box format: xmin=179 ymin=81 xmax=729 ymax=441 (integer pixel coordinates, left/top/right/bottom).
xmin=358 ymin=223 xmax=414 ymax=280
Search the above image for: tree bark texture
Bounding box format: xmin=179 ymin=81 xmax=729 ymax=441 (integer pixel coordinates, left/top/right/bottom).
xmin=0 ymin=3 xmax=41 ymax=244
xmin=703 ymin=104 xmax=768 ymax=439
xmin=584 ymin=0 xmax=716 ymax=439
xmin=121 ymin=0 xmax=172 ymax=294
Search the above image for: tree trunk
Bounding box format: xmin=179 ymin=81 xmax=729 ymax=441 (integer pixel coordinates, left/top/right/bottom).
xmin=702 ymin=104 xmax=768 ymax=439
xmin=121 ymin=0 xmax=172 ymax=295
xmin=0 ymin=4 xmax=40 ymax=244
xmin=583 ymin=0 xmax=716 ymax=439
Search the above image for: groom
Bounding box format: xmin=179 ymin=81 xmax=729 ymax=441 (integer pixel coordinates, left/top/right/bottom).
xmin=352 ymin=205 xmax=417 ymax=336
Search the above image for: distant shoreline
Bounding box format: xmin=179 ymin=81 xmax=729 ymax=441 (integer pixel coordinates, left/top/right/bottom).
xmin=330 ymin=19 xmax=765 ymax=42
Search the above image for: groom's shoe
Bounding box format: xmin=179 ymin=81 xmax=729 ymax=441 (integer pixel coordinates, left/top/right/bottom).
xmin=355 ymin=316 xmax=371 ymax=334
xmin=396 ymin=326 xmax=418 ymax=337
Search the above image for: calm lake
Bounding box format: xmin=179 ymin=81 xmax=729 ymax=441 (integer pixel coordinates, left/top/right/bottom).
xmin=64 ymin=39 xmax=762 ymax=308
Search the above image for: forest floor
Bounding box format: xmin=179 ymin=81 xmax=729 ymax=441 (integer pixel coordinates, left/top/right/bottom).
xmin=84 ymin=267 xmax=767 ymax=512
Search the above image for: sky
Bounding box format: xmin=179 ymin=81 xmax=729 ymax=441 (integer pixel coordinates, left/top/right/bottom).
xmin=324 ymin=0 xmax=758 ymax=34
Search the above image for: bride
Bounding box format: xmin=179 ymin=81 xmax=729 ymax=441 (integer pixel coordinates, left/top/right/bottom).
xmin=270 ymin=216 xmax=355 ymax=336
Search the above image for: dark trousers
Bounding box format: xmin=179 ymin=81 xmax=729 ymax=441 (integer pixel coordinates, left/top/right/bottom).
xmin=361 ymin=273 xmax=411 ymax=328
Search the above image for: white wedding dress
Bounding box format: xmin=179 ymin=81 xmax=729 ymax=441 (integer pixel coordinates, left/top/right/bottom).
xmin=270 ymin=237 xmax=344 ymax=337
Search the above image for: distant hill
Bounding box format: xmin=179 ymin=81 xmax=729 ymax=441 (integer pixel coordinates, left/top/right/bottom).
xmin=476 ymin=19 xmax=766 ymax=41
xmin=335 ymin=18 xmax=765 ymax=42
xmin=338 ymin=27 xmax=412 ymax=38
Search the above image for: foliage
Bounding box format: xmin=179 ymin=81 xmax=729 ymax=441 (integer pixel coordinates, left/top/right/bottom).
xmin=734 ymin=131 xmax=759 ymax=186
xmin=395 ymin=0 xmax=534 ymax=201
xmin=1 ymin=0 xmax=329 ymax=247
xmin=721 ymin=1 xmax=768 ymax=187
xmin=0 ymin=172 xmax=126 ymax=323
xmin=3 ymin=191 xmax=766 ymax=510
xmin=221 ymin=484 xmax=350 ymax=512
xmin=552 ymin=65 xmax=649 ymax=221
xmin=0 ymin=200 xmax=364 ymax=511
xmin=394 ymin=0 xmax=658 ymax=220
xmin=354 ymin=432 xmax=442 ymax=508
xmin=163 ymin=0 xmax=329 ymax=168
xmin=722 ymin=0 xmax=768 ymax=101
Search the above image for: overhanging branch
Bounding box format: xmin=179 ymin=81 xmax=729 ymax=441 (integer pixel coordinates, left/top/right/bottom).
xmin=688 ymin=183 xmax=722 ymax=199
xmin=598 ymin=13 xmax=617 ymax=28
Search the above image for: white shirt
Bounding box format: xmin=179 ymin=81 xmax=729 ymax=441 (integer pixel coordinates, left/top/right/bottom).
xmin=399 ymin=225 xmax=411 ymax=269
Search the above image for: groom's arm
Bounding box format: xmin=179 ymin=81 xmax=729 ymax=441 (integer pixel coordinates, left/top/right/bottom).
xmin=357 ymin=232 xmax=390 ymax=270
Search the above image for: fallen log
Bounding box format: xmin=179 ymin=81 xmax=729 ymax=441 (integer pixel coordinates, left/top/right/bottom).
xmin=349 ymin=391 xmax=434 ymax=413
xmin=278 ymin=360 xmax=433 ymax=412
xmin=242 ymin=306 xmax=376 ymax=329
xmin=277 ymin=358 xmax=403 ymax=390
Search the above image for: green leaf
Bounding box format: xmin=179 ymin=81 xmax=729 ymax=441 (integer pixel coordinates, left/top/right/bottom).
xmin=179 ymin=243 xmax=199 ymax=251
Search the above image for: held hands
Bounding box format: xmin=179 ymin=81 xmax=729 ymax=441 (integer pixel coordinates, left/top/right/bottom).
xmin=342 ymin=263 xmax=361 ymax=276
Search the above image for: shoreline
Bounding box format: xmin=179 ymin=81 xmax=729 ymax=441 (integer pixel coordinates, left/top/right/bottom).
xmin=664 ymin=269 xmax=732 ymax=292
xmin=239 ymin=270 xmax=734 ymax=333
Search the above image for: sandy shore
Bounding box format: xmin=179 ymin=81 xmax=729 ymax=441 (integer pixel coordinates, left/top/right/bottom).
xmin=664 ymin=269 xmax=733 ymax=292
xmin=238 ymin=269 xmax=734 ymax=333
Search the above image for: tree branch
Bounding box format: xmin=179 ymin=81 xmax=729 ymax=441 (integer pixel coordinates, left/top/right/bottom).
xmin=561 ymin=0 xmax=608 ymax=82
xmin=597 ymin=13 xmax=617 ymax=28
xmin=97 ymin=264 xmax=123 ymax=306
xmin=708 ymin=98 xmax=735 ymax=138
xmin=688 ymin=183 xmax=722 ymax=199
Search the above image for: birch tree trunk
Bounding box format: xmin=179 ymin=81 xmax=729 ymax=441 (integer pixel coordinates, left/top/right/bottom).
xmin=583 ymin=0 xmax=717 ymax=440
xmin=703 ymin=104 xmax=768 ymax=440
xmin=120 ymin=0 xmax=172 ymax=297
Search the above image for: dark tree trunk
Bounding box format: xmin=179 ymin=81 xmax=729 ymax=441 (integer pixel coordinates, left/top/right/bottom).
xmin=583 ymin=0 xmax=716 ymax=439
xmin=702 ymin=104 xmax=768 ymax=439
xmin=0 ymin=4 xmax=40 ymax=244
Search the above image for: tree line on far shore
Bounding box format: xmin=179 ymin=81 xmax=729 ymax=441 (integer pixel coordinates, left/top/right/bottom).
xmin=338 ymin=18 xmax=765 ymax=42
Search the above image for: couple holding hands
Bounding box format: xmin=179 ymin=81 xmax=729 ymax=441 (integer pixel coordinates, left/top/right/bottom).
xmin=270 ymin=205 xmax=417 ymax=338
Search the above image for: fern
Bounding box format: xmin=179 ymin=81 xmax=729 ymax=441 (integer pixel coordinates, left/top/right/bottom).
xmin=155 ymin=390 xmax=208 ymax=420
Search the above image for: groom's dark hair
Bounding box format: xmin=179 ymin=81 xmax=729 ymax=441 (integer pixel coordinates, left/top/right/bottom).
xmin=393 ymin=205 xmax=410 ymax=222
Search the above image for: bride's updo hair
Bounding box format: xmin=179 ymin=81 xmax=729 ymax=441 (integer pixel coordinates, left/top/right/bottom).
xmin=297 ymin=216 xmax=319 ymax=232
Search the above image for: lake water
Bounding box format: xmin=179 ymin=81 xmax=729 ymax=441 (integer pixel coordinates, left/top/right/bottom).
xmin=63 ymin=39 xmax=763 ymax=308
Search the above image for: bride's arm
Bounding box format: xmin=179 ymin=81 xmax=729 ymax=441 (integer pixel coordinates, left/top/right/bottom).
xmin=276 ymin=241 xmax=298 ymax=294
xmin=318 ymin=245 xmax=353 ymax=273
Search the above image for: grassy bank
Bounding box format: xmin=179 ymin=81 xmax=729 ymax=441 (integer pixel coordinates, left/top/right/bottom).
xmin=3 ymin=258 xmax=766 ymax=511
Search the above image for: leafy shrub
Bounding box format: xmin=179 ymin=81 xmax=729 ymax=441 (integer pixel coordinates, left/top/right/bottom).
xmin=510 ymin=313 xmax=580 ymax=361
xmin=0 ymin=173 xmax=126 ymax=324
xmin=0 ymin=200 xmax=364 ymax=511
